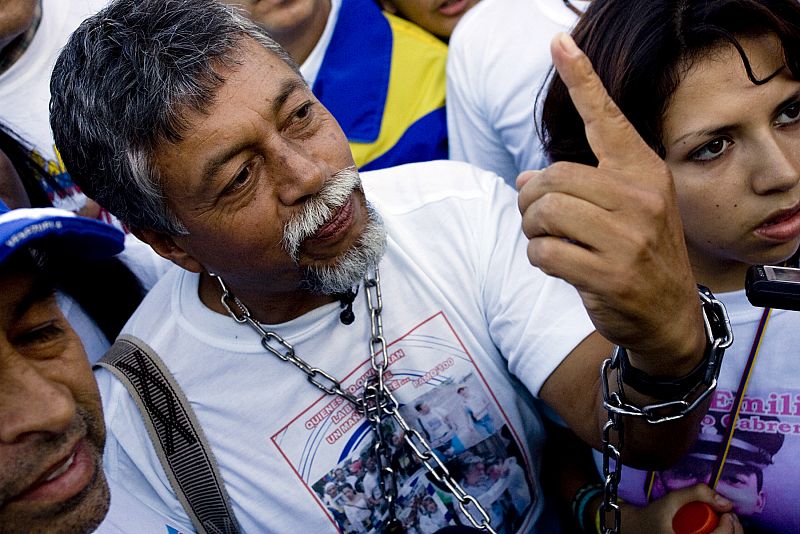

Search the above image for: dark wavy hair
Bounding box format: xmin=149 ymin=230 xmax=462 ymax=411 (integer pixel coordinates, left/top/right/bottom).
xmin=539 ymin=0 xmax=800 ymax=166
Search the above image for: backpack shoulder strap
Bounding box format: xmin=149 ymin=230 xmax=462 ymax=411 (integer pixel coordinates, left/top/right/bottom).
xmin=97 ymin=334 xmax=241 ymax=534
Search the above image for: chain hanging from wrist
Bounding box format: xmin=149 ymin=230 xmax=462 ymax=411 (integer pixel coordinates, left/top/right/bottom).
xmin=598 ymin=287 xmax=733 ymax=534
xmin=211 ymin=269 xmax=497 ymax=534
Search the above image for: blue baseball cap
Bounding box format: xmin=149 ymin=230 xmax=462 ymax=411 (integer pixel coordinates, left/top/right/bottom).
xmin=0 ymin=199 xmax=125 ymax=266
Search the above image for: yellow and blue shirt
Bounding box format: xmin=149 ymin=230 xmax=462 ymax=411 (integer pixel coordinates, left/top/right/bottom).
xmin=313 ymin=0 xmax=448 ymax=171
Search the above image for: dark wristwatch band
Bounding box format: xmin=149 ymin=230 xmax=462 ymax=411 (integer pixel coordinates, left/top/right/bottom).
xmin=618 ymin=345 xmax=709 ymax=399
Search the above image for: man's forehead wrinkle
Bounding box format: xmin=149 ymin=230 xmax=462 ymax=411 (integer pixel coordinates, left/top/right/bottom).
xmin=196 ymin=78 xmax=303 ymax=172
xmin=153 ymin=42 xmax=308 ymax=212
xmin=154 ymin=75 xmax=232 ymax=164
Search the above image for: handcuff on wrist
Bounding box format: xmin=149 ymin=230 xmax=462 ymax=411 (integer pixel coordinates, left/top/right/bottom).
xmin=602 ymin=285 xmax=733 ymax=424
xmin=598 ymin=285 xmax=733 ymax=534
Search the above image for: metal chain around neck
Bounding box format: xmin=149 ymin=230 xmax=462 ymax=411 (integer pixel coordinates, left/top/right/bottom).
xmin=210 ymin=269 xmax=497 ymax=533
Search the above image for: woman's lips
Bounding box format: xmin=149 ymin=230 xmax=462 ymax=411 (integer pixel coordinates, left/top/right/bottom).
xmin=756 ymin=203 xmax=800 ymax=242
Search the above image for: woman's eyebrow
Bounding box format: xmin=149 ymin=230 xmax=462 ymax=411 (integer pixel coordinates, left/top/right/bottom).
xmin=671 ymin=124 xmax=737 ymax=147
xmin=774 ymin=89 xmax=800 ymax=114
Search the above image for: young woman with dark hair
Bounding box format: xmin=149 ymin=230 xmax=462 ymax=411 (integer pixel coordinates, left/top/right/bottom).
xmin=540 ymin=1 xmax=800 ymax=532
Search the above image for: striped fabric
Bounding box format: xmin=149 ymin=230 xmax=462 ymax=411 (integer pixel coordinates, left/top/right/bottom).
xmin=313 ymin=0 xmax=448 ymax=171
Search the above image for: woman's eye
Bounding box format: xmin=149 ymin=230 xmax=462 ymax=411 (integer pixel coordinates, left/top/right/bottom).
xmin=690 ymin=137 xmax=731 ymax=162
xmin=776 ymin=101 xmax=800 ymax=126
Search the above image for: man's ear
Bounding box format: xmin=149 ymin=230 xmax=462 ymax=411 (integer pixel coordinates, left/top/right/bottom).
xmin=756 ymin=490 xmax=766 ymax=513
xmin=132 ymin=228 xmax=205 ymax=273
xmin=377 ymin=0 xmax=398 ymax=14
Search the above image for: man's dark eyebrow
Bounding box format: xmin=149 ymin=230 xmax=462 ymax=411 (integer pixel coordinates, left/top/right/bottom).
xmin=13 ymin=276 xmax=56 ymax=323
xmin=197 ymin=78 xmax=309 ymax=191
xmin=272 ymin=78 xmax=308 ymax=118
xmin=199 ymin=139 xmax=255 ymax=192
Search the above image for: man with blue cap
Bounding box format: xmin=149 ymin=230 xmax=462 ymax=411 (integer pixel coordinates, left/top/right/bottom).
xmin=0 ymin=200 xmax=122 ymax=532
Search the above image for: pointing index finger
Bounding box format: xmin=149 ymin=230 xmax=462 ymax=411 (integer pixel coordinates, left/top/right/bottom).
xmin=551 ymin=33 xmax=655 ymax=169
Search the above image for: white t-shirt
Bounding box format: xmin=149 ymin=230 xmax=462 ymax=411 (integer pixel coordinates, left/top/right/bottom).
xmin=361 ymin=469 xmax=380 ymax=501
xmin=600 ymin=290 xmax=800 ymax=533
xmin=0 ymin=0 xmax=108 ymax=212
xmin=462 ymin=390 xmax=490 ymax=421
xmin=97 ymin=160 xmax=594 ymax=533
xmin=446 ymin=0 xmax=587 ymax=185
xmin=342 ymin=491 xmax=371 ymax=533
xmin=418 ymin=505 xmax=449 ymax=532
xmin=57 ymin=292 xmax=109 ymax=365
xmin=95 ymin=482 xmax=189 ymax=534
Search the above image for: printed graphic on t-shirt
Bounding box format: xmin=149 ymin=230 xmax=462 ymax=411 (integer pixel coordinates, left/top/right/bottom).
xmin=628 ymin=388 xmax=800 ymax=533
xmin=272 ymin=312 xmax=534 ymax=533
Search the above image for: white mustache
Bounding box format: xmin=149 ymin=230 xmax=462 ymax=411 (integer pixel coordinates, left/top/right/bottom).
xmin=282 ymin=166 xmax=361 ymax=260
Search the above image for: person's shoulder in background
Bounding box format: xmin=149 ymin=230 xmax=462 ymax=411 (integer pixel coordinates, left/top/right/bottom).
xmin=447 ymin=0 xmax=585 ymax=184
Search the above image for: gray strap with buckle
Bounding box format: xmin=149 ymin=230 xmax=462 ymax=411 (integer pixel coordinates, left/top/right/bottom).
xmin=96 ymin=334 xmax=241 ymax=534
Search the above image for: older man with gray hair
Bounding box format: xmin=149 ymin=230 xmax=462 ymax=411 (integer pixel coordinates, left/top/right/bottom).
xmin=50 ymin=0 xmax=729 ymax=532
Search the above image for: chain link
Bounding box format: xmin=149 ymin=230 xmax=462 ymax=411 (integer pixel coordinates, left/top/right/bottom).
xmin=599 ymin=408 xmax=622 ymax=534
xmin=211 ymin=270 xmax=497 ymax=533
xmin=598 ymin=288 xmax=733 ymax=534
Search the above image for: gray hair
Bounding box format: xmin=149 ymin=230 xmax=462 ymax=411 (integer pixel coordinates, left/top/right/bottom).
xmin=50 ymin=0 xmax=301 ymax=234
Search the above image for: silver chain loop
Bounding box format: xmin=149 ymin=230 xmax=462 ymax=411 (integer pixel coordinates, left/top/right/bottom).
xmin=599 ymin=412 xmax=622 ymax=534
xmin=598 ymin=288 xmax=733 ymax=534
xmin=210 ymin=270 xmax=497 ymax=533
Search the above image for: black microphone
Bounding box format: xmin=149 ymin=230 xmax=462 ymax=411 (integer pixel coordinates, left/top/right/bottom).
xmin=338 ymin=286 xmax=359 ymax=325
